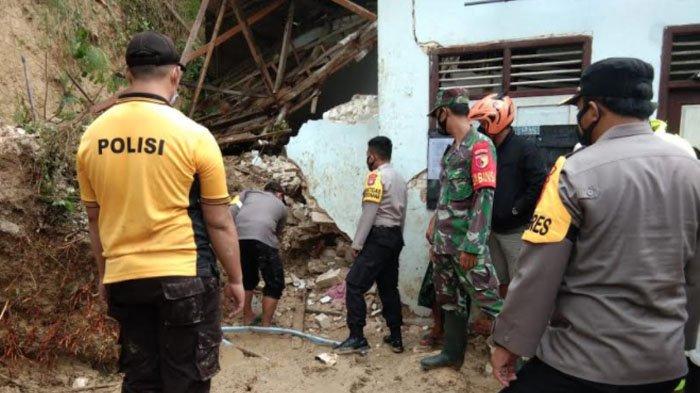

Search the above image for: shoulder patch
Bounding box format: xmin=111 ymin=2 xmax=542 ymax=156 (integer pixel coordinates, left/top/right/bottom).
xmin=522 ymin=156 xmax=571 ymax=244
xmin=471 ymin=140 xmax=496 ymax=190
xmin=363 ymin=171 xmax=383 ymax=204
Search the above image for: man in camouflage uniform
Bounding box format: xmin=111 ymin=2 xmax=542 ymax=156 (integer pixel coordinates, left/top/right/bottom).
xmin=421 ymin=88 xmax=503 ymax=371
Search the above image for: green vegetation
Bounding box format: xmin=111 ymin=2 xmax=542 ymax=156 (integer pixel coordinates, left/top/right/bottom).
xmin=17 ymin=0 xmax=191 ymax=220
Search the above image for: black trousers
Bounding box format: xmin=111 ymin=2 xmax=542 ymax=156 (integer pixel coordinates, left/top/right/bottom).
xmin=239 ymin=239 xmax=285 ymax=299
xmin=501 ymin=358 xmax=681 ymax=393
xmin=688 ymin=358 xmax=699 ymax=393
xmin=107 ymin=276 xmax=221 ymax=393
xmin=345 ymin=226 xmax=404 ymax=338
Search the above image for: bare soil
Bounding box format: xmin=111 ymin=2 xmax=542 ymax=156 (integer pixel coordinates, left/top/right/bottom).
xmin=1 ymin=286 xmax=500 ymax=393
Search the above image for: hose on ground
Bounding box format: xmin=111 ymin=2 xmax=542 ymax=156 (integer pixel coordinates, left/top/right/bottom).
xmin=221 ymin=326 xmax=341 ymax=347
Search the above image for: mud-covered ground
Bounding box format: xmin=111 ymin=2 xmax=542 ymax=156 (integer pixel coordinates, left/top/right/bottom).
xmin=0 ymin=326 xmax=500 ymax=393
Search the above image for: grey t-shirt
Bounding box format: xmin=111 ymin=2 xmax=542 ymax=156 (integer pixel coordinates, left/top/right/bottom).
xmin=230 ymin=190 xmax=287 ymax=249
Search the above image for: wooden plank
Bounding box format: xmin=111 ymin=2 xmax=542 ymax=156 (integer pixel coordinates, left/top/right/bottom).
xmin=20 ymin=55 xmax=37 ymax=121
xmin=180 ymin=0 xmax=211 ymax=65
xmin=184 ymin=0 xmax=286 ymax=63
xmin=189 ymin=0 xmax=228 ymax=117
xmin=273 ymin=0 xmax=295 ymax=92
xmin=292 ymin=291 xmax=308 ymax=332
xmin=164 ymin=0 xmax=190 ymax=31
xmin=328 ymin=0 xmax=376 ymax=22
xmin=229 ymin=0 xmax=275 ymax=95
xmin=180 ymin=81 xmax=266 ymax=98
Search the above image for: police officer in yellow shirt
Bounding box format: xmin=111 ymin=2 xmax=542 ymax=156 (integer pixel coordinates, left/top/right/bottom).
xmin=334 ymin=136 xmax=408 ymax=354
xmin=76 ymin=32 xmax=244 ymax=393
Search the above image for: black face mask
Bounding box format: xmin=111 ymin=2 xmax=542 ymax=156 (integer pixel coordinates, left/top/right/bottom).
xmin=366 ymin=156 xmax=375 ymax=171
xmin=576 ymin=101 xmax=599 ymax=147
xmin=477 ymin=125 xmax=486 ymax=135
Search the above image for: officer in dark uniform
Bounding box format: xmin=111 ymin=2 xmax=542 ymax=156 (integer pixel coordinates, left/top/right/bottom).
xmin=334 ymin=136 xmax=408 ymax=354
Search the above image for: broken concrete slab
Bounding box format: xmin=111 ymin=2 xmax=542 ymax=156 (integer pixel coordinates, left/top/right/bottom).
xmin=315 ymin=268 xmax=343 ymax=290
xmin=319 ymin=296 xmax=332 ymax=304
xmin=314 ymin=313 xmax=331 ymax=330
xmin=322 ymin=94 xmax=378 ymax=124
xmin=315 ymin=352 xmax=338 ymax=366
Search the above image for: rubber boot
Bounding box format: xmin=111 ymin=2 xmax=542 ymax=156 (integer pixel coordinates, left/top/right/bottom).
xmin=420 ymin=311 xmax=467 ymax=371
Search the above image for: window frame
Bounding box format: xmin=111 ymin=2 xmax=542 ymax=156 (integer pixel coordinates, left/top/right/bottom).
xmin=428 ymin=35 xmax=592 ymax=119
xmin=658 ymin=23 xmax=700 ymax=120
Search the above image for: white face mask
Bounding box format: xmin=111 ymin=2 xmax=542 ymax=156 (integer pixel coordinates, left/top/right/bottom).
xmin=169 ymin=91 xmax=179 ymax=106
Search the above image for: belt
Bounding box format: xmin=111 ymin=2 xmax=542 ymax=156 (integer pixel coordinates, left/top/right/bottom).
xmin=372 ymin=225 xmax=401 ymax=231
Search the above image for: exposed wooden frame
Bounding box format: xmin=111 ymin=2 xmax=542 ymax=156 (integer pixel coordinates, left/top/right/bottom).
xmin=180 ymin=81 xmax=266 ymax=98
xmin=189 ymin=0 xmax=228 ymax=117
xmin=328 ymin=0 xmax=376 ymax=22
xmin=213 ymin=22 xmax=377 ymax=146
xmin=183 ymin=0 xmax=286 ymax=63
xmin=229 ymin=0 xmax=275 ymax=95
xmin=273 ymin=0 xmax=296 ymax=93
xmin=658 ymin=24 xmax=700 ymax=120
xmin=429 ymin=35 xmax=592 ymax=99
xmin=180 ymin=0 xmax=211 ymax=65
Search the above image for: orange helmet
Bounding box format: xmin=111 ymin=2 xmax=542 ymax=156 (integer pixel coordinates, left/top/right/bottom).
xmin=468 ymin=93 xmax=515 ymax=136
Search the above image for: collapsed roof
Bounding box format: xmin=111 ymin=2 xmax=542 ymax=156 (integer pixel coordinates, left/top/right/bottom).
xmin=179 ymin=0 xmax=378 ymax=148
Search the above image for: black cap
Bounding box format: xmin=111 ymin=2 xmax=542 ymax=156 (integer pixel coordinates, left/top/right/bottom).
xmin=126 ymin=31 xmax=185 ymax=70
xmin=560 ymin=57 xmax=654 ymax=105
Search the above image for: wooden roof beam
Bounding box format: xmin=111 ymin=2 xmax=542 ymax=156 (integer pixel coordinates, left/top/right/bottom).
xmin=189 ymin=0 xmax=228 ymax=117
xmin=228 ymin=0 xmax=275 ymax=95
xmin=273 ymin=0 xmax=295 ymax=92
xmin=180 ymin=0 xmax=211 ymax=64
xmin=183 ymin=0 xmax=286 ymax=64
xmin=328 ymin=0 xmax=376 ymax=22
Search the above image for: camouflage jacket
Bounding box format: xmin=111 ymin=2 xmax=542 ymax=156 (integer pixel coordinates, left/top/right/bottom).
xmin=432 ymin=130 xmax=497 ymax=256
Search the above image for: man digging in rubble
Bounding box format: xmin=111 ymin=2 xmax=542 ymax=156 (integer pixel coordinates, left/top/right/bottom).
xmin=230 ymin=181 xmax=288 ymax=327
xmin=76 ymin=31 xmax=244 ymax=393
xmin=421 ymin=88 xmax=503 ymax=371
xmin=490 ymin=58 xmax=700 ymax=393
xmin=334 ymin=136 xmax=408 ymax=354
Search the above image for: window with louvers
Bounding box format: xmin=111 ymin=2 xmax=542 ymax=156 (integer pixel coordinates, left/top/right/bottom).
xmin=669 ymin=32 xmax=700 ymax=81
xmin=435 ymin=37 xmax=590 ymax=98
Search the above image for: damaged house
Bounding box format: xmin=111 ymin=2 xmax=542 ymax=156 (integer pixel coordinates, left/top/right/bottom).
xmin=96 ymin=0 xmax=700 ymax=311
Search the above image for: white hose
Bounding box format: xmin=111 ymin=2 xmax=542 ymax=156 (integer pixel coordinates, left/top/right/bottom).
xmin=221 ymin=326 xmax=341 ymax=347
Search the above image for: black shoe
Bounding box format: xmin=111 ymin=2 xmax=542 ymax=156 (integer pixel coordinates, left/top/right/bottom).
xmin=333 ymin=336 xmax=370 ymax=355
xmin=383 ymin=335 xmax=404 ymax=353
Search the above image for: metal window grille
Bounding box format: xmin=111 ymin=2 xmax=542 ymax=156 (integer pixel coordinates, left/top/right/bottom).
xmin=437 ymin=41 xmax=586 ymax=97
xmin=669 ymin=32 xmax=700 ymax=81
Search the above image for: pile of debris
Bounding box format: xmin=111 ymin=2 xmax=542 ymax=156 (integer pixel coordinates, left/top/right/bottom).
xmin=180 ymin=0 xmax=377 ymax=148
xmin=0 ymin=125 xmax=40 ymax=242
xmin=0 ymin=123 xmax=118 ymax=366
xmin=224 ymin=151 xmax=354 ymax=268
xmin=322 ymin=94 xmax=377 ymax=123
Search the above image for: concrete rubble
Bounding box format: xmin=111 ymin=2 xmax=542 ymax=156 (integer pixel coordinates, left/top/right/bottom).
xmin=322 ymin=94 xmax=378 ymax=124
xmin=315 ymin=268 xmax=345 ymax=290
xmin=224 ymin=152 xmax=352 ymax=270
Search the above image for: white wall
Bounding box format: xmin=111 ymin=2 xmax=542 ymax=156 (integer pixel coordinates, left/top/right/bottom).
xmin=378 ymin=0 xmax=700 ymax=312
xmin=287 ymin=119 xmax=379 ymax=238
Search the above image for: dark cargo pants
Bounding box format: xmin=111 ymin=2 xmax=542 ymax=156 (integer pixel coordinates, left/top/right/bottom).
xmin=107 ymin=276 xmax=221 ymax=393
xmin=345 ymin=226 xmax=404 ymax=338
xmin=501 ymin=358 xmax=681 ymax=393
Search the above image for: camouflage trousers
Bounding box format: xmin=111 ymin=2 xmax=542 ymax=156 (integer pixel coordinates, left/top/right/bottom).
xmin=432 ymin=253 xmax=503 ymax=318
